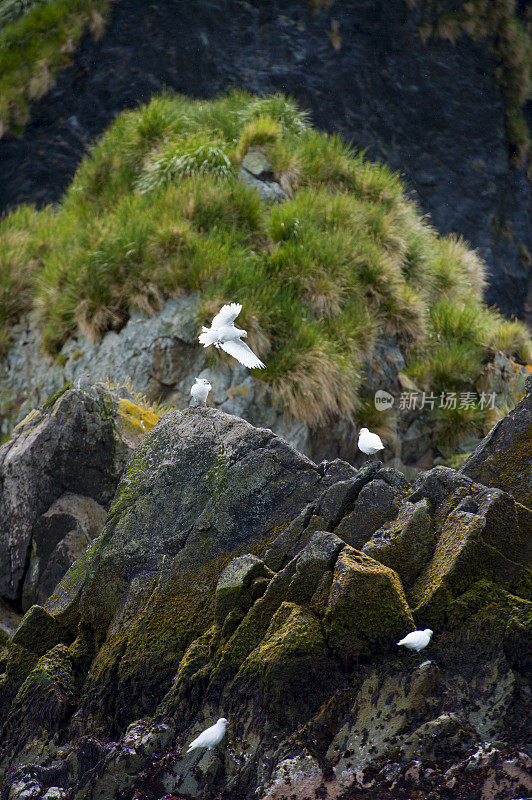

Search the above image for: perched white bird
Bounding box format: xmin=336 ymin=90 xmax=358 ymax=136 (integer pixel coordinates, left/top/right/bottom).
xmin=186 ymin=718 xmax=227 ymax=753
xmin=190 ymin=377 xmax=212 ymax=406
xmin=358 ymin=427 xmax=384 ymax=457
xmin=198 ymin=303 xmax=265 ymax=369
xmin=397 ymin=629 xmax=433 ymax=652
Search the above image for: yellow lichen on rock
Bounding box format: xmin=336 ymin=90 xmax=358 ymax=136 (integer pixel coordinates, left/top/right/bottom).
xmin=12 ymin=408 xmax=40 ymax=433
xmin=117 ymin=398 xmax=159 ymax=447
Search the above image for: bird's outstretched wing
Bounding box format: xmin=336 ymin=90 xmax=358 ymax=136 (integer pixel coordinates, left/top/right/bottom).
xmin=220 ymin=339 xmax=266 ymax=369
xmin=211 ymin=303 xmax=242 ymax=330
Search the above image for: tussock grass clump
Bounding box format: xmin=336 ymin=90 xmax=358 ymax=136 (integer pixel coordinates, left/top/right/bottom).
xmin=137 ymin=136 xmax=235 ymax=194
xmin=235 ymin=116 xmax=282 ymax=162
xmin=433 ymin=404 xmax=488 ymax=450
xmin=1 ymin=91 xmax=531 ymax=430
xmin=486 ymin=315 xmax=532 ymax=363
xmin=0 ymin=0 xmax=112 ymax=136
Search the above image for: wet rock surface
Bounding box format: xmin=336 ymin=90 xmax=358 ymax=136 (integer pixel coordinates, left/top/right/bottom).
xmin=0 ymin=386 xmax=530 ymax=799
xmin=461 ymin=373 xmax=532 ymax=509
xmin=0 ymin=0 xmax=530 ymax=318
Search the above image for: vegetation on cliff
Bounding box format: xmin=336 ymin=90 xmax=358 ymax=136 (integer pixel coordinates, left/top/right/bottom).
xmin=1 ymin=91 xmax=531 ymax=429
xmin=0 ymin=0 xmax=111 ymax=135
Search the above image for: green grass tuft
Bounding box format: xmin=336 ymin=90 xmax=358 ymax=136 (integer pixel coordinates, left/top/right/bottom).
xmin=1 ymin=91 xmax=531 ymax=433
xmin=0 ymin=0 xmax=112 ymax=136
xmin=137 ymin=135 xmax=235 ymax=194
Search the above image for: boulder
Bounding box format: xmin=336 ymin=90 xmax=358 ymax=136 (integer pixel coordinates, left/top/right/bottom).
xmin=21 ymin=493 xmax=107 ymax=612
xmin=411 ymin=487 xmax=531 ymax=622
xmin=334 ymin=476 xmax=405 ymax=548
xmin=41 ymin=408 xmax=327 ymax=727
xmin=284 ymin=531 xmax=344 ymax=605
xmin=324 ymin=547 xmax=414 ymax=665
xmin=235 ymin=603 xmax=337 ymax=727
xmin=215 ymin=555 xmax=273 ymax=624
xmin=363 ymin=499 xmax=435 ymax=588
xmin=0 ymin=383 xmax=142 ymax=604
xmin=461 ymin=374 xmax=532 ymax=509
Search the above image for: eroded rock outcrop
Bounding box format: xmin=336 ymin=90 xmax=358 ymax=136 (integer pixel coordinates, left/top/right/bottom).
xmin=462 ymin=372 xmax=532 ymax=509
xmin=0 ymin=387 xmax=530 ymax=800
xmin=0 ymin=382 xmax=157 ymax=611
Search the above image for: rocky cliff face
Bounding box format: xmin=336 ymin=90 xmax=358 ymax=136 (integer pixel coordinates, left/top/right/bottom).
xmin=0 ymin=0 xmax=530 ymax=319
xmin=0 ymin=379 xmax=530 ymax=799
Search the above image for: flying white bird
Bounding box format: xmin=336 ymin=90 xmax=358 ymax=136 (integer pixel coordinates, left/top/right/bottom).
xmin=186 ymin=718 xmax=227 ymax=753
xmin=397 ymin=629 xmax=433 ymax=652
xmin=358 ymin=427 xmax=385 ymax=457
xmin=190 ymin=377 xmax=212 ymax=406
xmin=198 ymin=303 xmax=266 ymax=369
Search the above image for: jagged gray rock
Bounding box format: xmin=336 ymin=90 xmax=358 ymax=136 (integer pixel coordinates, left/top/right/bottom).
xmin=21 ymin=493 xmax=107 ymax=612
xmin=215 ymin=555 xmax=273 ymax=624
xmin=461 ymin=376 xmax=532 ymax=509
xmin=0 ymin=384 xmax=132 ymax=603
xmin=0 ymin=397 xmax=529 ymax=800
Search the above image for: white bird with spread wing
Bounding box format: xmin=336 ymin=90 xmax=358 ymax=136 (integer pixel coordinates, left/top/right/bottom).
xmin=198 ymin=303 xmax=266 ymax=369
xmin=186 ymin=718 xmax=227 ymax=753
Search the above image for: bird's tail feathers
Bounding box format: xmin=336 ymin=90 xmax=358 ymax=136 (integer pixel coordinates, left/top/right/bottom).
xmin=198 ymin=329 xmax=219 ymax=347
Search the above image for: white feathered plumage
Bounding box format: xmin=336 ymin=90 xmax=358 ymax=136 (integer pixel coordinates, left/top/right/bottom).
xmin=186 ymin=718 xmax=227 ymax=753
xmin=198 ymin=303 xmax=265 ymax=369
xmin=190 ymin=377 xmax=212 ymax=406
xmin=358 ymin=427 xmax=384 ymax=456
xmin=397 ymin=629 xmax=433 ymax=652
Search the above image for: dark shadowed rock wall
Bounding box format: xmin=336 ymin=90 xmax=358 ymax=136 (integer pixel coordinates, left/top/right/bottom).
xmin=0 ymin=0 xmax=531 ymax=318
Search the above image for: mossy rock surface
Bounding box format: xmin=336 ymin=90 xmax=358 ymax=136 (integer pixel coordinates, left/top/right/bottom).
xmin=363 ymin=498 xmax=435 ymax=588
xmin=0 ymin=402 xmax=531 ymax=798
xmin=411 ymin=487 xmax=530 ymax=620
xmin=235 ymin=603 xmax=340 ymax=727
xmin=327 ymin=665 xmax=441 ymax=771
xmin=461 ymin=383 xmax=532 ymax=509
xmin=214 ymin=554 xmax=272 ymax=624
xmin=324 ymin=547 xmax=414 ymax=666
xmin=11 ymin=605 xmax=69 ymax=656
xmin=62 ymin=408 xmax=326 ymax=725
xmin=0 ymin=643 xmax=76 ymax=769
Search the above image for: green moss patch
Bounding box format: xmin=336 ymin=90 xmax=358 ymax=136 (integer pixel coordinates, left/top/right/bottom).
xmin=324 ymin=548 xmax=415 ymax=667
xmin=235 ymin=603 xmax=339 ymax=727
